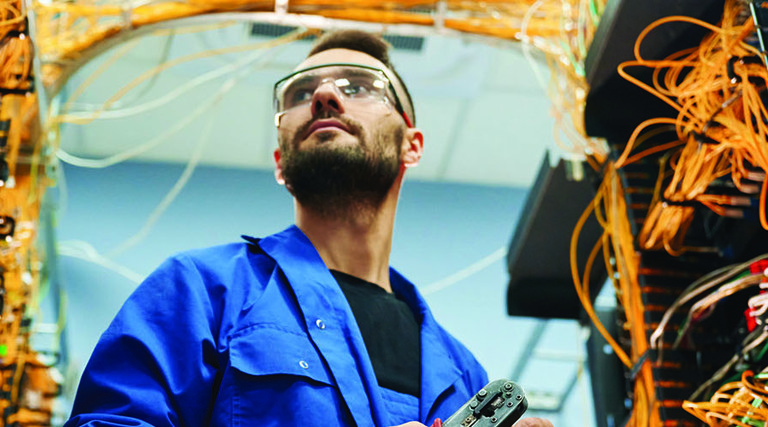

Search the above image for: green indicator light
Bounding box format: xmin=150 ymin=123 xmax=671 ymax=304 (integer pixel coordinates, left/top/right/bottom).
xmin=0 ymin=345 xmax=7 ymax=357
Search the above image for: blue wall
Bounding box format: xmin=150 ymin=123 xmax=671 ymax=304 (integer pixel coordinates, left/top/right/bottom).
xmin=54 ymin=161 xmax=592 ymax=425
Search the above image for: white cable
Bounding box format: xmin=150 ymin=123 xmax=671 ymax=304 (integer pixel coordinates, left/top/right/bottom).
xmin=104 ymin=84 xmax=224 ymax=257
xmin=105 ymin=45 xmax=263 ymax=256
xmin=53 ymin=157 xmax=68 ymax=218
xmin=56 ymin=29 xmax=301 ymax=168
xmin=56 ymin=95 xmax=221 ymax=168
xmin=66 ymin=31 xmax=176 ymax=113
xmin=56 ymin=240 xmax=144 ymax=284
xmin=107 ymin=31 xmax=175 ymax=109
xmin=60 ymin=40 xmax=262 ymax=121
xmin=421 ymin=247 xmax=506 ymax=296
xmin=56 ymin=48 xmax=273 ymax=169
xmin=61 ymin=32 xmax=297 ymax=260
xmin=748 ymin=292 xmax=768 ymax=317
xmin=649 ymin=255 xmax=768 ymax=350
xmin=520 ymin=0 xmax=551 ymax=95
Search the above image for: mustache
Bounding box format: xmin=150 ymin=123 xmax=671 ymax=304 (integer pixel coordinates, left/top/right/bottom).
xmin=293 ymin=112 xmax=364 ymax=146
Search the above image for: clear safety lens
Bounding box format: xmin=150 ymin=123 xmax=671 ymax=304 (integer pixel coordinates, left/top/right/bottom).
xmin=274 ymin=64 xmax=397 ymax=114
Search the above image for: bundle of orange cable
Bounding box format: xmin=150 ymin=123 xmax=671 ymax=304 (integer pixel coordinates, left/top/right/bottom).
xmin=615 ymin=0 xmax=768 ymax=254
xmin=0 ymin=0 xmax=63 ymax=422
xmin=684 ymin=369 xmax=768 ymax=426
xmin=571 ymin=162 xmax=660 ymax=426
xmin=31 ymin=0 xmax=592 ymax=94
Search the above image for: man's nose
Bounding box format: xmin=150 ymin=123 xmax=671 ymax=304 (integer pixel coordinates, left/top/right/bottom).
xmin=311 ymin=82 xmax=345 ymax=116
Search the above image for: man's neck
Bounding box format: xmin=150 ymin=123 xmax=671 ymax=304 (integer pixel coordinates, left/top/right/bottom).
xmin=296 ymin=195 xmax=397 ymax=292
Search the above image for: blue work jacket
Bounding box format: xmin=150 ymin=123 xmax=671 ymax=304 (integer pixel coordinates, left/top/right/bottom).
xmin=66 ymin=225 xmax=488 ymax=427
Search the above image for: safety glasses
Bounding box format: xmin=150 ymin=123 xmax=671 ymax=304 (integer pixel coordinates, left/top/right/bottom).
xmin=273 ymin=63 xmax=411 ymax=127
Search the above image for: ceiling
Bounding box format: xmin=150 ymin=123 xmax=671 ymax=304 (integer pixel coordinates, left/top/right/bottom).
xmin=56 ymin=20 xmax=558 ymax=188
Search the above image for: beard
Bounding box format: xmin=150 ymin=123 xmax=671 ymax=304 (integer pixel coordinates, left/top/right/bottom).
xmin=280 ymin=117 xmax=403 ymax=219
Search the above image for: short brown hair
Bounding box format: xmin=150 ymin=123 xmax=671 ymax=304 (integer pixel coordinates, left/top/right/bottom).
xmin=308 ymin=30 xmax=416 ymax=125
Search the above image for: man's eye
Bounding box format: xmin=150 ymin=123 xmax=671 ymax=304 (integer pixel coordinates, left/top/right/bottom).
xmin=288 ymin=89 xmax=313 ymax=105
xmin=342 ymin=84 xmax=372 ymax=97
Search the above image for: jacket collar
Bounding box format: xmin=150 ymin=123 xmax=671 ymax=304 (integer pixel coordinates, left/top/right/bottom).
xmin=244 ymin=225 xmax=462 ymax=424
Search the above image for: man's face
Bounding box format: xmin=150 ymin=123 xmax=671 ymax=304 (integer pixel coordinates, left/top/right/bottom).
xmin=274 ymin=49 xmax=411 ymax=216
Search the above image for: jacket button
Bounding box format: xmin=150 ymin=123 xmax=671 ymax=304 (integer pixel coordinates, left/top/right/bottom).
xmin=299 ymin=360 xmax=309 ymax=369
xmin=316 ymin=319 xmax=326 ymax=329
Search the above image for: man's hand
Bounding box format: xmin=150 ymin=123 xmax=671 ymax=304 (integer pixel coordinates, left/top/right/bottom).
xmin=392 ymin=418 xmax=553 ymax=427
xmin=515 ymin=417 xmax=554 ymax=427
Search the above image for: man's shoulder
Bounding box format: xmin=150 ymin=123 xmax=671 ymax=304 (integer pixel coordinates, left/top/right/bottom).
xmin=151 ymin=238 xmax=275 ymax=285
xmin=177 ymin=240 xmax=261 ymax=262
xmin=144 ymin=226 xmax=317 ymax=292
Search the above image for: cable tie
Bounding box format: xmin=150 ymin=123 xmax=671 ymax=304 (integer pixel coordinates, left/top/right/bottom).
xmin=660 ymin=195 xmax=698 ymax=208
xmin=275 ymin=0 xmax=289 ymax=15
xmin=1 ymin=31 xmax=21 ymax=41
xmin=120 ymin=2 xmax=134 ymax=30
xmin=728 ymin=56 xmax=742 ymax=83
xmin=692 ymin=132 xmax=719 ymax=145
xmin=435 ymin=1 xmax=447 ymax=32
xmin=726 ymin=56 xmax=764 ymax=85
xmin=701 ymin=120 xmax=719 ymax=133
xmin=629 ymin=351 xmax=649 ymax=382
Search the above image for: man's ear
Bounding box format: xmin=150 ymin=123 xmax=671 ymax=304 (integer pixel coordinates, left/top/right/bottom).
xmin=402 ymin=128 xmax=424 ymax=168
xmin=273 ymin=148 xmax=286 ymax=185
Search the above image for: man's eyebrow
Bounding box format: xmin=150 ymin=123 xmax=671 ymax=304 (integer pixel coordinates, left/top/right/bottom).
xmin=287 ymin=74 xmax=318 ymax=88
xmin=344 ymin=68 xmax=376 ymax=78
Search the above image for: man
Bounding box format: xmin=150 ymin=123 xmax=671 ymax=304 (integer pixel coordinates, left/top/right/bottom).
xmin=65 ymin=30 xmax=552 ymax=427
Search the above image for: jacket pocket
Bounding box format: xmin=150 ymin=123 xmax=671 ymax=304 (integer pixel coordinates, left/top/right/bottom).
xmin=228 ymin=324 xmax=334 ymax=386
xmin=221 ymin=325 xmax=350 ymax=427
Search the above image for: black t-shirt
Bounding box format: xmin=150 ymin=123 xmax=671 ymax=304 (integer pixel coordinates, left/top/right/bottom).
xmin=330 ymin=270 xmax=421 ymax=397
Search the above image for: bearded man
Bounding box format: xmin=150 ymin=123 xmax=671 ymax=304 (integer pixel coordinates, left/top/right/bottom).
xmin=65 ymin=30 xmax=553 ymax=427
